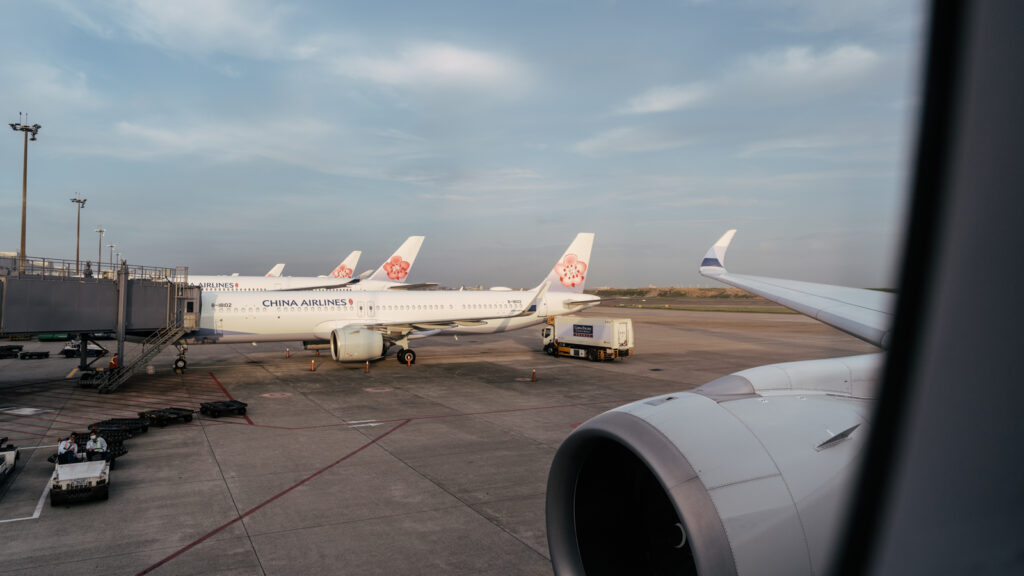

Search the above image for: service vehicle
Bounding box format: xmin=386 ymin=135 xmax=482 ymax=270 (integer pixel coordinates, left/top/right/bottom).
xmin=0 ymin=438 xmax=19 ymax=484
xmin=541 ymin=316 xmax=634 ymax=361
xmin=18 ymin=350 xmax=49 ymax=360
xmin=60 ymin=340 xmax=107 ymax=358
xmin=137 ymin=407 xmax=194 ymax=427
xmin=49 ymin=458 xmax=109 ymax=506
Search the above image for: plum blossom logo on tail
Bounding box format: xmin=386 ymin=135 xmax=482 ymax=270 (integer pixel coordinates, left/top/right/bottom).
xmin=554 ymin=254 xmax=587 ymax=288
xmin=383 ymin=256 xmax=411 ymax=281
xmin=332 ymin=266 xmax=353 ymax=279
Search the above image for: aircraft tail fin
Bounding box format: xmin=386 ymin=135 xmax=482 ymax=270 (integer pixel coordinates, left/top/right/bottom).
xmin=265 ymin=263 xmax=286 ymax=277
xmin=367 ymin=236 xmax=425 ymax=283
xmin=328 ymin=251 xmax=361 ymax=279
xmin=699 ymin=229 xmax=737 ymax=276
xmin=539 ymin=233 xmax=594 ymax=293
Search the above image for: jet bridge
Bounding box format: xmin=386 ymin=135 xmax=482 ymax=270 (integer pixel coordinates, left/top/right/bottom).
xmin=0 ymin=257 xmax=200 ymax=392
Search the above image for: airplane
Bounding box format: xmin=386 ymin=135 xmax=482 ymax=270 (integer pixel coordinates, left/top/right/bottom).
xmin=320 ymin=251 xmax=362 ymax=279
xmin=544 ymin=230 xmax=892 ymax=576
xmin=180 ymin=233 xmax=600 ymax=367
xmin=265 ymin=263 xmax=286 ymax=277
xmin=188 ymin=237 xmax=424 ymax=292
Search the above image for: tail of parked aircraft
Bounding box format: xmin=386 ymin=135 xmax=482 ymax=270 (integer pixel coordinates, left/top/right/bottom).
xmin=367 ymin=236 xmax=425 ymax=283
xmin=541 ymin=233 xmax=594 ymax=293
xmin=265 ymin=263 xmax=285 ymax=277
xmin=328 ymin=251 xmax=361 ymax=279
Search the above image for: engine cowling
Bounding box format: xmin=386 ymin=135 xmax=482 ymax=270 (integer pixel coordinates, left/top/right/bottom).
xmin=330 ymin=326 xmax=388 ymax=361
xmin=546 ymin=354 xmax=881 ymax=576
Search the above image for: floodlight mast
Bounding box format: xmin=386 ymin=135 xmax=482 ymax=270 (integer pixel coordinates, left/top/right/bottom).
xmin=9 ymin=112 xmax=41 ymax=275
xmin=71 ymin=193 xmax=87 ymax=275
xmin=95 ymin=226 xmax=106 ymax=272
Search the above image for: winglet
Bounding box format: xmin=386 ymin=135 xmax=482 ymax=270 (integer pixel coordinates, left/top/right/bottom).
xmin=699 ymin=229 xmax=737 ymax=276
xmin=542 ymin=233 xmax=594 ymax=293
xmin=367 ymin=236 xmax=425 ymax=283
xmin=514 ymin=282 xmax=550 ymax=317
xmin=265 ymin=263 xmax=286 ymax=277
xmin=328 ymin=251 xmax=362 ymax=279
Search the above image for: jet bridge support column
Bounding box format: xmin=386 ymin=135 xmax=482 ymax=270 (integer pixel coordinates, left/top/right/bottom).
xmin=116 ymin=262 xmax=127 ymax=365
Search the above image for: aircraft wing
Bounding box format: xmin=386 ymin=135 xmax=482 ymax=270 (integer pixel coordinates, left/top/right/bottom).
xmin=385 ymin=282 xmax=439 ymax=291
xmin=274 ymin=279 xmax=358 ymax=291
xmin=699 ymin=229 xmax=895 ymax=349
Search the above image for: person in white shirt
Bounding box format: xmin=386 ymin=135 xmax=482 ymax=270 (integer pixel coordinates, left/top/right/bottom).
xmin=57 ymin=433 xmax=79 ymax=464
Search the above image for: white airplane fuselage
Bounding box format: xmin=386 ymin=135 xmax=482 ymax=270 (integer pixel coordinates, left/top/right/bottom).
xmin=188 ymin=289 xmax=599 ymax=344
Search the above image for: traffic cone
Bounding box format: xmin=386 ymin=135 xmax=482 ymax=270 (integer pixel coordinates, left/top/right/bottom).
xmin=311 ymin=359 xmax=316 ymax=371
xmin=285 ymin=347 xmax=290 ymax=358
xmin=315 ymin=350 xmax=320 ymax=357
xmin=406 ymin=357 xmax=411 ymax=367
xmin=531 ymin=369 xmax=537 ymax=382
xmin=365 ymin=360 xmax=370 ymax=373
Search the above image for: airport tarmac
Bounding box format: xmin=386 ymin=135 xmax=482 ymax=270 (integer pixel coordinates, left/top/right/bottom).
xmin=0 ymin=306 xmax=878 ymax=575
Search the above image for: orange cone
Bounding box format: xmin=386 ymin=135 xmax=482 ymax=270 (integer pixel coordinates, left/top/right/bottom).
xmin=531 ymin=369 xmax=537 ymax=382
xmin=406 ymin=357 xmax=411 ymax=367
xmin=365 ymin=360 xmax=370 ymax=373
xmin=311 ymin=359 xmax=316 ymax=371
xmin=285 ymin=347 xmax=290 ymax=358
xmin=315 ymin=350 xmax=320 ymax=357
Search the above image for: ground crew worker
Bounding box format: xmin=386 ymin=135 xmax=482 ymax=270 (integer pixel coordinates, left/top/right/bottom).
xmin=83 ymin=261 xmax=93 ymax=278
xmin=85 ymin=431 xmax=108 ymax=462
xmin=57 ymin=433 xmax=78 ymax=464
xmin=108 ymin=353 xmax=119 ymax=371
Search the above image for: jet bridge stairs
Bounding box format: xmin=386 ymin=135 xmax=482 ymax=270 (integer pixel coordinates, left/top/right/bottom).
xmin=96 ymin=324 xmax=188 ymax=394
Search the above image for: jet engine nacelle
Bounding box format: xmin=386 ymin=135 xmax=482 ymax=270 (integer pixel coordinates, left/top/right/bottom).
xmin=329 ymin=326 xmax=388 ymax=362
xmin=545 ymin=354 xmax=882 ymax=576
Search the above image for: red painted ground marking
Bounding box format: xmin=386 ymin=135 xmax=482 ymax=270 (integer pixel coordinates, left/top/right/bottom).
xmin=571 ymin=423 xmax=582 ymax=429
xmin=208 ymin=373 xmax=253 ymax=425
xmin=135 ymin=419 xmax=410 ymax=576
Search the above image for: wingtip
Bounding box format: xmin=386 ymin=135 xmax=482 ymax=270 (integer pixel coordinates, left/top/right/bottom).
xmin=699 ymin=229 xmax=737 ymax=276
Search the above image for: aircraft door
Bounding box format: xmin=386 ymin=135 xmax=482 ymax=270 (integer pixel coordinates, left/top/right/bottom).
xmin=368 ymin=301 xmax=376 ymax=318
xmin=357 ymin=301 xmax=365 ymax=318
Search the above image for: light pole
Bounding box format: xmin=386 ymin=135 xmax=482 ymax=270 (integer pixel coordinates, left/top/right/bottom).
xmin=95 ymin=226 xmax=105 ymax=272
xmin=9 ymin=112 xmax=41 ymax=275
xmin=107 ymin=243 xmax=115 ymax=273
xmin=71 ymin=193 xmax=87 ymax=274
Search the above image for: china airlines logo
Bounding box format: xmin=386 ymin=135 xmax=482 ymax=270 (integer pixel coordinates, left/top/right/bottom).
xmin=331 ymin=265 xmax=353 ymax=279
xmin=383 ymin=256 xmax=411 ymax=281
xmin=554 ymin=254 xmax=587 ymax=288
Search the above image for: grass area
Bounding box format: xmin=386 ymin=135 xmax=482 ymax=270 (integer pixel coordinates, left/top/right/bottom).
xmin=611 ymin=303 xmax=796 ymax=314
xmin=588 ymin=287 xmax=758 ymax=299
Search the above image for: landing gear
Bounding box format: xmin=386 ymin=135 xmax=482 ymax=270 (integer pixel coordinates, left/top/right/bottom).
xmin=173 ymin=341 xmax=188 ymax=372
xmin=397 ymin=348 xmax=416 ymax=365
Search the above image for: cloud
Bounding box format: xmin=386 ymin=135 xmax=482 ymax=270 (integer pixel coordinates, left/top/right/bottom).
xmin=59 ymin=0 xmax=292 ymax=60
xmin=0 ymin=61 xmax=100 ymax=109
xmin=620 ymin=83 xmax=711 ymax=114
xmin=737 ymin=136 xmax=844 ymax=158
xmin=331 ymin=43 xmax=527 ymax=90
xmin=574 ymin=127 xmax=691 ymax=157
xmin=736 ymin=44 xmax=880 ymax=92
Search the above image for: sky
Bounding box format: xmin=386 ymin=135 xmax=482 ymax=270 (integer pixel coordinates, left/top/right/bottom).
xmin=0 ymin=0 xmax=925 ymax=289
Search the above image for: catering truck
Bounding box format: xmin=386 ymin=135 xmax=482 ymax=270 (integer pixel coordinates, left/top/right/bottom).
xmin=541 ymin=316 xmax=634 ymax=361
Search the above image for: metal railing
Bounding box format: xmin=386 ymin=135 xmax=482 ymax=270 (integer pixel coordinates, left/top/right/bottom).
xmin=0 ymin=255 xmax=188 ymax=283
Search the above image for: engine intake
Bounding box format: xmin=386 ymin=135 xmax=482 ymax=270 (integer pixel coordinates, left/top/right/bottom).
xmin=330 ymin=326 xmax=388 ymax=361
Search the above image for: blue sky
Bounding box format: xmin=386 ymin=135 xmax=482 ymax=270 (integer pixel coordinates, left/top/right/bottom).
xmin=1 ymin=0 xmax=924 ymax=288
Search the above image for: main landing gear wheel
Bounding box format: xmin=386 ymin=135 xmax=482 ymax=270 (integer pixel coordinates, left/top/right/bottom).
xmin=173 ymin=357 xmax=187 ymax=370
xmin=397 ymin=349 xmax=416 ymax=365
